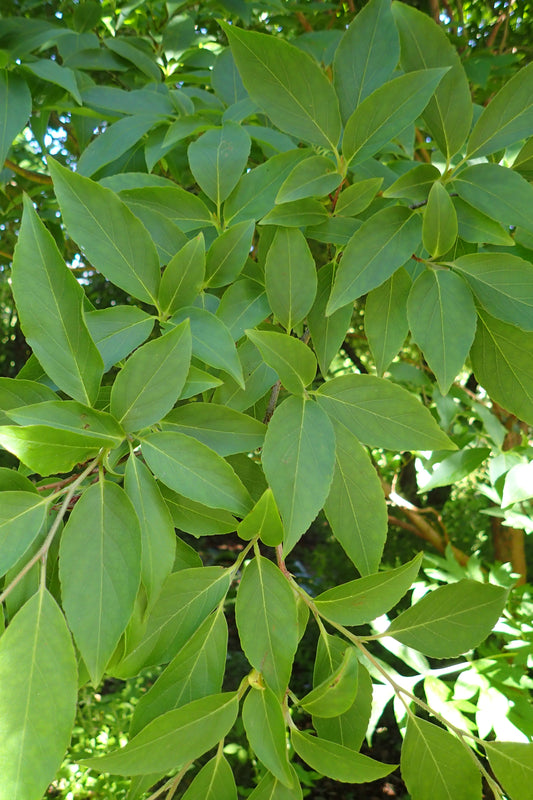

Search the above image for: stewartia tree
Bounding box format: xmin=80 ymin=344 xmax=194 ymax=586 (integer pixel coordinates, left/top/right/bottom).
xmin=0 ymin=0 xmax=532 ymax=798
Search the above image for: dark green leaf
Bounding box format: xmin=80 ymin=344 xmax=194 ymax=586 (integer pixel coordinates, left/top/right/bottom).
xmin=48 ymin=159 xmax=161 ymax=305
xmin=125 ymin=457 xmax=176 ymax=610
xmin=110 ymin=320 xmax=191 ymax=432
xmin=0 ymin=590 xmax=77 ymax=800
xmin=453 ymin=163 xmax=533 ymax=234
xmin=327 ymin=207 xmax=422 ymax=313
xmin=484 ymin=741 xmax=533 ymax=800
xmin=262 ymin=396 xmax=336 ymax=553
xmin=212 ymin=338 xmax=277 ymax=412
xmin=0 ymin=70 xmax=31 ymax=167
xmin=365 ymin=268 xmax=411 ymax=376
xmin=422 ymin=182 xmax=458 ymax=258
xmin=0 ymin=378 xmax=57 ymax=426
xmin=83 ymin=692 xmax=239 ymax=775
xmin=334 ymin=178 xmax=383 ymax=217
xmin=142 ymin=431 xmax=252 ymax=516
xmin=453 ymin=253 xmax=533 ymax=331
xmin=401 ymin=717 xmax=481 ymax=800
xmin=291 ymin=730 xmax=395 ymax=783
xmin=324 ymin=420 xmax=387 ymax=576
xmin=407 ymin=269 xmax=476 ymax=394
xmin=276 ymin=156 xmax=341 ymax=203
xmin=216 ymin=279 xmax=271 ymax=341
xmin=246 ymin=330 xmax=317 ymax=396
xmin=392 ymin=2 xmax=472 ymax=158
xmin=333 ymin=0 xmax=399 ymax=122
xmin=205 ymin=220 xmax=255 ymax=288
xmin=260 ymin=198 xmax=328 ymax=228
xmin=188 ymin=122 xmax=251 ymax=206
xmin=470 ymin=309 xmax=533 ymax=426
xmin=387 ymin=579 xmax=508 ymax=657
xmin=243 ymin=684 xmax=293 ymax=786
xmin=308 ymin=263 xmax=353 ymax=377
xmin=11 ymin=196 xmax=103 ymax=405
xmin=223 ymin=24 xmax=341 ymax=149
xmin=343 ymin=69 xmax=448 ymax=165
xmin=119 ymin=185 xmax=215 ymax=234
xmin=467 ymin=62 xmax=533 ymax=158
xmin=314 ymin=553 xmax=422 ymax=626
xmin=235 ymin=556 xmax=298 ymax=698
xmin=161 ymin=484 xmax=237 ymax=537
xmin=77 ymin=115 xmax=163 ymax=177
xmin=264 ymin=227 xmax=317 ymax=331
xmin=383 ymin=164 xmax=441 ymax=203
xmin=316 ymin=374 xmax=456 ymax=450
xmin=159 ymin=234 xmax=205 ymax=316
xmin=24 ymin=59 xmax=81 ymax=104
xmin=452 ymin=197 xmax=514 ymax=247
xmin=59 ymin=481 xmax=141 ymax=684
xmin=85 ymin=306 xmax=154 ymax=372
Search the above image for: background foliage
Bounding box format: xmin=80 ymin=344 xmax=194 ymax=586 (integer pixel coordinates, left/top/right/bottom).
xmin=0 ymin=1 xmax=532 ymax=799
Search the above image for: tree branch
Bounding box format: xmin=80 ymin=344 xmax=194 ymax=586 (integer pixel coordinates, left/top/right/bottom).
xmin=4 ymin=159 xmax=52 ymax=185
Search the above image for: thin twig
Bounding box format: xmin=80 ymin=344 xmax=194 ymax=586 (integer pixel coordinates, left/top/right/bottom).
xmin=4 ymin=158 xmax=53 ymax=185
xmin=263 ymin=380 xmax=281 ymax=424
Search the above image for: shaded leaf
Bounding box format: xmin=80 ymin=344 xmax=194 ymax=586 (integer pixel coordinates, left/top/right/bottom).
xmin=365 ymin=268 xmax=411 ymax=376
xmin=246 ymin=330 xmax=317 ymax=396
xmin=453 ymin=163 xmax=533 ymax=234
xmin=265 ymin=227 xmax=317 ymax=331
xmin=308 ymin=263 xmax=353 ymax=377
xmin=182 ymin=754 xmax=237 ymax=800
xmin=188 ymin=122 xmax=251 ymax=206
xmin=158 ymin=234 xmax=205 ymax=316
xmin=243 ymin=684 xmax=293 ymax=786
xmin=0 ymin=70 xmax=31 ymax=167
xmin=205 ymin=219 xmax=255 ymax=288
xmin=276 ymin=156 xmax=341 ymax=203
xmin=162 ymin=402 xmax=266 ymax=456
xmin=422 ymin=181 xmax=458 ymax=258
xmin=85 ymin=306 xmax=154 ymax=372
xmin=291 ymin=730 xmax=395 ymax=783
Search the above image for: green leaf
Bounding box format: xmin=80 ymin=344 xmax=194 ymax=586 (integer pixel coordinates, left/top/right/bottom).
xmin=0 ymin=378 xmax=57 ymax=426
xmin=262 ymin=396 xmax=336 ymax=553
xmin=314 ymin=553 xmax=422 ymax=626
xmin=248 ymin=768 xmax=302 ymax=799
xmin=452 ymin=197 xmax=514 ymax=247
xmin=365 ymin=268 xmax=411 ymax=376
xmin=48 ymin=159 xmax=161 ymax=305
xmin=83 ymin=692 xmax=239 ymax=775
xmin=158 ymin=234 xmax=205 ymax=316
xmin=0 ymin=493 xmax=47 ymax=578
xmin=169 ymin=308 xmax=244 ymax=388
xmin=212 ymin=48 xmax=247 ymax=105
xmin=7 ymin=400 xmax=125 ymax=445
xmin=264 ymin=227 xmax=317 ymax=331
xmin=205 ymin=220 xmax=255 ymax=288
xmin=453 ymin=253 xmax=533 ymax=331
xmin=0 ymin=70 xmax=31 ymax=167
xmin=291 ymin=730 xmax=395 ymax=783
xmin=383 ymin=164 xmax=441 ymax=203
xmin=77 ymin=115 xmax=163 ymax=177
xmin=422 ymin=182 xmax=458 ymax=258
xmin=124 ymin=457 xmax=176 ymax=610
xmin=163 ymin=402 xmax=265 ymax=456
xmin=161 ymin=484 xmax=237 ymax=537
xmin=0 ymin=590 xmax=77 ymax=800
xmin=392 ymin=2 xmax=472 ymax=158
xmin=59 ymin=481 xmax=141 ymax=684
xmin=333 ymin=0 xmax=399 ymax=123
xmin=188 ymin=122 xmax=251 ymax=206
xmin=453 ymin=163 xmax=533 ymax=234
xmin=11 ymin=195 xmax=103 ymax=405
xmin=343 ymin=68 xmax=448 ymax=165
xmin=235 ymin=555 xmax=298 ymax=698
xmin=407 ymin=269 xmax=476 ymax=394
xmin=484 ymin=741 xmax=533 ymax=800
xmin=110 ymin=320 xmax=191 ymax=432
xmin=104 ymin=36 xmax=161 ymax=81
xmin=216 ymin=279 xmax=271 ymax=341
xmin=401 ymin=716 xmax=482 ymax=800
xmin=85 ymin=306 xmax=155 ymax=372
xmin=308 ymin=263 xmax=353 ymax=377
xmin=119 ymin=185 xmax=215 ymax=234
xmin=224 ymin=148 xmax=308 ymax=225
xmin=323 ymin=420 xmax=387 ymax=576
xmin=313 ymin=636 xmax=373 ymax=751
xmin=326 ymin=207 xmax=422 ymax=314
xmin=420 ymin=447 xmax=491 ymax=492
xmin=0 ymin=468 xmax=37 ymax=493
xmin=182 ymin=754 xmax=237 ymax=800
xmin=387 ymin=579 xmax=508 ymax=658
xmin=334 ymin=178 xmax=383 ymax=217
xmin=467 ymin=62 xmax=533 ymax=158
xmin=246 ymin=330 xmax=317 ymax=396
xmin=212 ymin=338 xmax=277 ymax=412
xmin=24 ymin=58 xmax=81 ymax=104
xmin=130 ymin=611 xmax=227 ymax=736
xmin=300 ymin=646 xmax=358 ymax=718
xmin=181 ymin=365 xmax=223 ymax=401
xmin=0 ymin=425 xmax=107 ymax=475
xmin=470 ymin=309 xmax=533 ymax=426
xmin=260 ymin=198 xmax=328 ymax=228
xmin=223 ymin=24 xmax=341 ymax=149
xmin=316 ymin=374 xmax=456 ymax=450
xmin=118 ymin=567 xmax=230 ymax=676
xmin=243 ymin=684 xmax=293 ymax=787
xmin=237 ymin=488 xmax=283 ymax=547
xmin=276 ymin=156 xmax=341 ymax=203
xmin=142 ymin=431 xmax=252 ymax=516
